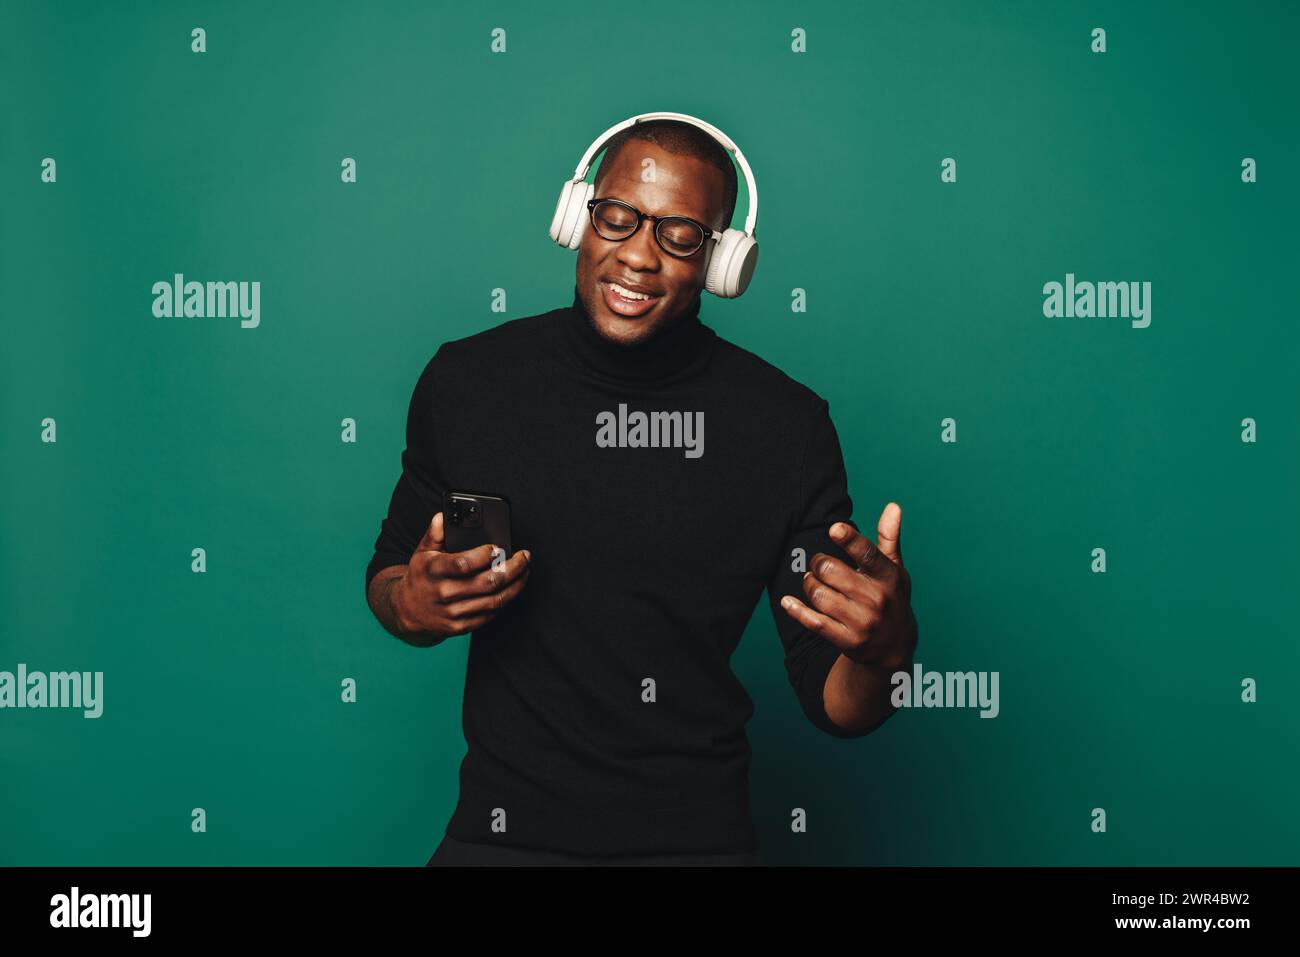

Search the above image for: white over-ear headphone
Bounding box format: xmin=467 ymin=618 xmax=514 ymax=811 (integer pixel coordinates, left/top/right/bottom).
xmin=548 ymin=111 xmax=760 ymax=299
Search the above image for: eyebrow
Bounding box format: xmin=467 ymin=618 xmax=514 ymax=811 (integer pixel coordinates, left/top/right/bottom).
xmin=599 ymin=194 xmax=713 ymax=227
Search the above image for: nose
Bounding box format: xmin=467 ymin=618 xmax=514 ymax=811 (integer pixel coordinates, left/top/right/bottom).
xmin=615 ymin=217 xmax=662 ymax=273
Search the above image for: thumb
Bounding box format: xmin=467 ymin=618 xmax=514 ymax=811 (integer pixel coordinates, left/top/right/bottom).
xmin=877 ymin=502 xmax=904 ymax=566
xmin=415 ymin=511 xmax=445 ymax=553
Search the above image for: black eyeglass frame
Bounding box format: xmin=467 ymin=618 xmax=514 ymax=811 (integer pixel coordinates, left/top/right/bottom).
xmin=586 ymin=197 xmax=721 ymax=259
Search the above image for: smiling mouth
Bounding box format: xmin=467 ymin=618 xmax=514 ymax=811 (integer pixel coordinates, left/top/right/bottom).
xmin=600 ymin=280 xmax=663 ymax=318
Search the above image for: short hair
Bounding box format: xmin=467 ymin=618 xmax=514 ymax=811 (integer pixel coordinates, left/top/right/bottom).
xmin=593 ymin=119 xmax=738 ymax=231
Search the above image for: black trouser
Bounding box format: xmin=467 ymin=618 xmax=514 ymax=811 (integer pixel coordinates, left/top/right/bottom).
xmin=427 ymin=834 xmax=764 ymax=867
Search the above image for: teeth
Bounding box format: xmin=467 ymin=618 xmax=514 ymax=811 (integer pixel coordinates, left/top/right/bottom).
xmin=608 ymin=281 xmax=652 ymax=301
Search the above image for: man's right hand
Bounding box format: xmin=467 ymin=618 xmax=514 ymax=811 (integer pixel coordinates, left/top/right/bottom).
xmin=391 ymin=512 xmax=532 ymax=640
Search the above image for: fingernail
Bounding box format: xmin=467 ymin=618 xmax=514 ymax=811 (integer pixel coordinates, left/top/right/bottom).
xmin=830 ymin=523 xmax=849 ymax=541
xmin=780 ymin=596 xmax=794 ymax=610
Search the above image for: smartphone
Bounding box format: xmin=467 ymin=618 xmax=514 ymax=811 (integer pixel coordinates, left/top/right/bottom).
xmin=443 ymin=490 xmax=512 ymax=557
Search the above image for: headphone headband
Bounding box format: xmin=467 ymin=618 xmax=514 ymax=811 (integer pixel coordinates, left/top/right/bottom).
xmin=568 ymin=111 xmax=758 ymax=238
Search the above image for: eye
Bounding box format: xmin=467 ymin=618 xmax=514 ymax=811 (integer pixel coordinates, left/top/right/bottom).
xmin=594 ymin=202 xmax=636 ymax=231
xmin=658 ymin=219 xmax=705 ymax=253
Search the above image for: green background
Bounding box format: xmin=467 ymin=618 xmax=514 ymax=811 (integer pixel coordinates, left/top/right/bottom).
xmin=2 ymin=0 xmax=1296 ymax=865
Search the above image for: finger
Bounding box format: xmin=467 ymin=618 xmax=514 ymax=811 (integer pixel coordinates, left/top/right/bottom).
xmin=778 ymin=594 xmax=856 ymax=651
xmin=423 ymin=542 xmax=500 ymax=580
xmin=828 ymin=521 xmax=892 ymax=581
xmin=808 ymin=552 xmax=884 ymax=605
xmin=445 ymin=565 xmax=531 ymax=619
xmin=436 ymin=548 xmax=531 ymax=602
xmin=802 ymin=571 xmax=871 ymax=633
xmin=447 ymin=613 xmax=494 ymax=635
xmin=414 ymin=512 xmax=445 ymax=553
xmin=877 ymin=502 xmax=904 ymax=566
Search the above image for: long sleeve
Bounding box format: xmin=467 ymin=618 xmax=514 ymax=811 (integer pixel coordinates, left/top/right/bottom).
xmin=364 ymin=296 xmax=877 ymax=854
xmin=766 ymin=396 xmax=862 ymax=738
xmin=365 ymin=350 xmax=450 ymax=590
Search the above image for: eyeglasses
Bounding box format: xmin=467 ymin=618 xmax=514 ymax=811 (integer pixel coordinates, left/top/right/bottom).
xmin=586 ymin=198 xmax=719 ymax=259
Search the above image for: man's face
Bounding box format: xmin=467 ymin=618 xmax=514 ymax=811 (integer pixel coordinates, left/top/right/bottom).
xmin=575 ymin=140 xmax=727 ymax=347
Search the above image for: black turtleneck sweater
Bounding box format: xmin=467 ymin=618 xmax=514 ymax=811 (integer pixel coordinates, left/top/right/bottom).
xmin=366 ymin=287 xmax=861 ymax=856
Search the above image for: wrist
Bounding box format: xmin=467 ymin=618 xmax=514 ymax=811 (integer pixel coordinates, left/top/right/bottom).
xmin=850 ymin=640 xmax=915 ymax=681
xmin=382 ymin=573 xmax=407 ymax=633
xmin=865 ymin=611 xmax=918 ymax=677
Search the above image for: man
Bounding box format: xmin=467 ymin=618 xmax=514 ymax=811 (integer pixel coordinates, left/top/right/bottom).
xmin=365 ymin=117 xmax=919 ymax=866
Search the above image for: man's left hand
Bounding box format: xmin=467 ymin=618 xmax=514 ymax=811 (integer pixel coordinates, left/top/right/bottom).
xmin=780 ymin=502 xmax=918 ymax=673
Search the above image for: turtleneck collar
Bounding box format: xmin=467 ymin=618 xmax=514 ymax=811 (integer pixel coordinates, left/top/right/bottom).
xmin=559 ymin=284 xmax=717 ymax=385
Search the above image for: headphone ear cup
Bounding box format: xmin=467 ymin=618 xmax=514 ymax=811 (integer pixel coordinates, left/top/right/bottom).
xmin=704 ymin=229 xmax=759 ymax=298
xmin=549 ymin=180 xmax=594 ymax=249
xmin=548 ymin=181 xmax=573 ymax=245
